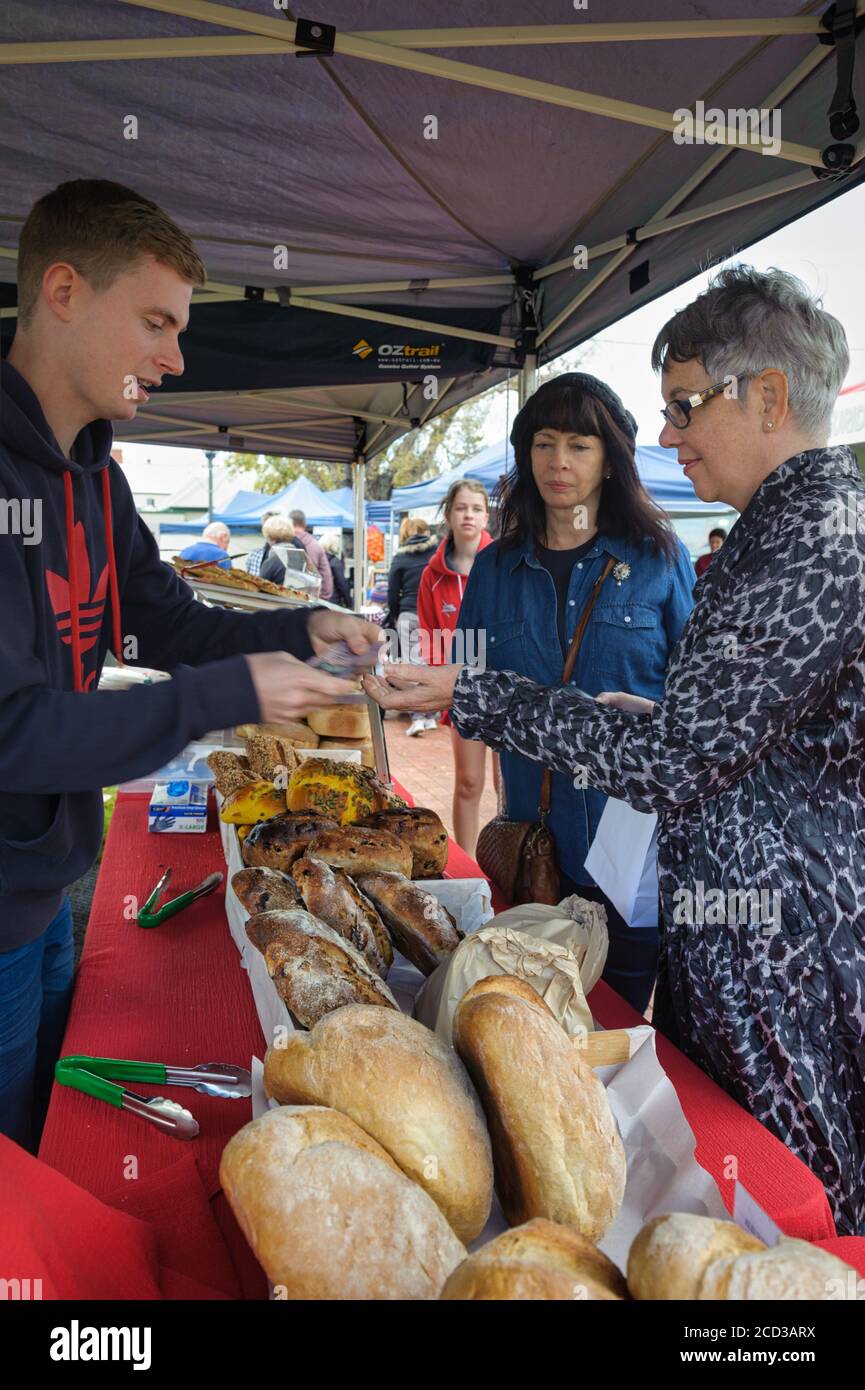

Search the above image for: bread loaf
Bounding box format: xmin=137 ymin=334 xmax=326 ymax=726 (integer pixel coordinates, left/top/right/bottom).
xmin=307 ymin=704 xmax=371 ymax=739
xmin=441 ymin=1218 xmax=628 ymax=1300
xmin=319 ymin=736 xmax=375 ymax=769
xmin=627 ymin=1213 xmax=861 ymax=1300
xmin=231 ymin=867 xmax=302 ymax=915
xmin=264 ymin=1005 xmax=493 ymax=1241
xmin=219 ymin=780 xmax=285 ymax=825
xmin=290 ymin=855 xmax=393 ymax=977
xmin=305 ymin=826 xmax=412 ymax=877
xmin=355 ymin=807 xmax=449 ymax=878
xmin=287 ymin=758 xmax=386 ymax=825
xmin=354 ymin=871 xmax=463 ymax=976
xmin=241 ymin=812 xmax=339 ymax=870
xmin=453 ymin=988 xmax=626 ymax=1238
xmin=245 ymin=908 xmax=398 ymax=1027
xmin=219 ymin=1105 xmax=465 ymax=1299
xmin=459 ymin=973 xmax=556 ymax=1018
xmin=207 ymin=750 xmax=256 ymax=799
xmin=236 ymin=719 xmax=320 ymax=748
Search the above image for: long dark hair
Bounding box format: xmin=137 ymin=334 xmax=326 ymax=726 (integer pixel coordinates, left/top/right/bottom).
xmin=496 ymin=378 xmax=676 ymax=560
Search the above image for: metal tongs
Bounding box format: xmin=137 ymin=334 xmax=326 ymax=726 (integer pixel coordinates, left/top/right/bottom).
xmin=54 ymin=1055 xmax=253 ymax=1140
xmin=137 ymin=868 xmax=223 ymax=928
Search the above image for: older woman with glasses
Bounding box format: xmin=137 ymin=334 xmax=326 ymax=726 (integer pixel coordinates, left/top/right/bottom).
xmin=365 ymin=266 xmax=865 ymax=1236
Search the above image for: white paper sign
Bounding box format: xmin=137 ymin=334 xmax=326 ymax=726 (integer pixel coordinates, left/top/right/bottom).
xmin=733 ymin=1181 xmax=783 ymax=1247
xmin=584 ymin=796 xmax=659 ymax=928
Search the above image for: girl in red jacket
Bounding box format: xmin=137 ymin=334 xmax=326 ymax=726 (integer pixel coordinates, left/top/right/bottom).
xmin=417 ymin=480 xmax=493 ymax=853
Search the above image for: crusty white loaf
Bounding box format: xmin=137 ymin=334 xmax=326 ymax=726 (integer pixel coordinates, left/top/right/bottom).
xmin=307 ymin=704 xmax=371 ymax=740
xmin=441 ymin=1218 xmax=629 ymax=1300
xmin=453 ymin=988 xmax=626 ymax=1239
xmin=628 ymin=1213 xmax=861 ymax=1300
xmin=219 ymin=1105 xmax=465 ymax=1299
xmin=264 ymin=1005 xmax=493 ymax=1242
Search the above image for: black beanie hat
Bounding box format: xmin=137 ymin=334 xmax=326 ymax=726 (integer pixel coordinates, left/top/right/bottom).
xmin=510 ymin=372 xmax=638 ymax=445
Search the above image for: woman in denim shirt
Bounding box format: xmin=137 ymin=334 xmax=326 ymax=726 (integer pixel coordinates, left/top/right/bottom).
xmin=453 ymin=374 xmax=694 ymax=1011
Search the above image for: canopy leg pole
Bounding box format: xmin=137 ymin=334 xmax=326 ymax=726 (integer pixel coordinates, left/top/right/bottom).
xmin=518 ymin=353 xmax=538 ymax=408
xmin=352 ymin=430 xmax=367 ymax=614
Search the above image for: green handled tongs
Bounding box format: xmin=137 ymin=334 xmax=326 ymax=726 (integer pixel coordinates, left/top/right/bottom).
xmin=54 ymin=1056 xmax=253 ymax=1140
xmin=137 ymin=868 xmax=224 ymax=928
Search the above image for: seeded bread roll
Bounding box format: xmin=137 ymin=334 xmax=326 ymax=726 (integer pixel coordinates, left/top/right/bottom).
xmin=219 ymin=1105 xmax=465 ymax=1299
xmin=236 ymin=720 xmax=320 ymax=748
xmin=453 ymin=988 xmax=626 ymax=1239
xmin=245 ymin=908 xmax=398 ymax=1027
xmin=243 ymin=731 xmax=300 ymax=784
xmin=627 ymin=1213 xmax=860 ymax=1300
xmin=355 ymin=807 xmax=449 ymax=878
xmin=207 ymin=750 xmax=256 ymax=799
xmin=241 ymin=812 xmax=339 ymax=870
xmin=264 ymin=1005 xmax=493 ymax=1241
xmin=354 ymin=871 xmax=463 ymax=976
xmin=441 ymin=1218 xmax=629 ymax=1300
xmin=291 ymin=855 xmax=393 ymax=977
xmin=305 ymin=825 xmax=412 ymax=878
xmin=231 ymin=867 xmax=302 ymax=915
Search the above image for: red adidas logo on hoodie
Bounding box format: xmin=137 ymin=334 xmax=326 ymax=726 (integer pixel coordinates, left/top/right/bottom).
xmin=45 ymin=519 xmax=109 ymax=692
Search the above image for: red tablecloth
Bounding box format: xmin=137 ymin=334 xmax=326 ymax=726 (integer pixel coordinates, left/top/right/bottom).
xmin=18 ymin=788 xmax=862 ymax=1296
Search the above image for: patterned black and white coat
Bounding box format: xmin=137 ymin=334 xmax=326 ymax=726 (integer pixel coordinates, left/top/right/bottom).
xmin=451 ymin=446 xmax=865 ymax=1236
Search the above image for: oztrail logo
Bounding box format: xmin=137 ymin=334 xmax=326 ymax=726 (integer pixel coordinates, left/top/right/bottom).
xmin=352 ymin=338 xmax=374 ymax=359
xmin=352 ymin=337 xmax=442 ymax=364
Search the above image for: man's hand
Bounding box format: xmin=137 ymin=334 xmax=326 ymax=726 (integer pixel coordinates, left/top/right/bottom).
xmin=246 ymin=652 xmax=360 ymax=723
xmin=307 ymin=609 xmax=384 ymax=661
xmin=362 ymin=663 xmax=461 ymax=712
xmin=596 ymin=690 xmax=656 ymax=715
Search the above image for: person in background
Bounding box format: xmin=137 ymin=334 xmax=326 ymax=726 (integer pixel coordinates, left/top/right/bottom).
xmin=259 ymin=515 xmax=306 ymax=586
xmin=289 ymin=509 xmax=333 ymax=600
xmin=179 ymin=521 xmax=232 ymax=569
xmin=417 ymin=481 xmax=494 ymax=852
xmin=387 ymin=516 xmax=439 ymax=736
xmin=321 ymin=530 xmax=353 ymax=608
xmin=694 ymin=525 xmax=727 ymax=578
xmin=245 ymin=509 xmax=278 ymax=576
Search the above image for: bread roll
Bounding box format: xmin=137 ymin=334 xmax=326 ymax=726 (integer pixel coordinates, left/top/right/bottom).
xmin=354 ymin=872 xmax=463 ymax=976
xmin=243 ymin=730 xmax=300 ymax=784
xmin=441 ymin=1218 xmax=628 ymax=1300
xmin=241 ymin=812 xmax=339 ymax=870
xmin=232 ymin=867 xmax=302 ymax=915
xmin=290 ymin=855 xmax=393 ymax=977
xmin=319 ymin=736 xmax=375 ymax=769
xmin=305 ymin=826 xmax=412 ymax=878
xmin=264 ymin=1005 xmax=493 ymax=1241
xmin=236 ymin=719 xmax=319 ymax=748
xmin=627 ymin=1213 xmax=860 ymax=1300
xmin=307 ymin=704 xmax=371 ymax=739
xmin=287 ymin=758 xmax=385 ymax=825
xmin=219 ymin=780 xmax=285 ymax=826
xmin=207 ymin=750 xmax=256 ymax=799
xmin=453 ymin=989 xmax=626 ymax=1238
xmin=355 ymin=807 xmax=449 ymax=878
xmin=219 ymin=1105 xmax=465 ymax=1299
xmin=459 ymin=973 xmax=556 ymax=1018
xmin=245 ymin=908 xmax=398 ymax=1027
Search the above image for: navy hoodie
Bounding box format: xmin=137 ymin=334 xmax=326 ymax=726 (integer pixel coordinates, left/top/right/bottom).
xmin=0 ymin=360 xmax=315 ymax=951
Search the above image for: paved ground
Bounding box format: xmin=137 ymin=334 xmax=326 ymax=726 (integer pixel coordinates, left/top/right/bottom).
xmin=383 ymin=710 xmax=498 ymax=844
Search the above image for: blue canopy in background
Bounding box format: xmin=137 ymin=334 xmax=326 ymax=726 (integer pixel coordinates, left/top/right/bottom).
xmin=213 ymin=474 xmax=354 ymax=529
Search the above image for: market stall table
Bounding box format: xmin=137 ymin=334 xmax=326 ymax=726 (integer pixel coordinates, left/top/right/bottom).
xmin=31 ymin=789 xmax=864 ymax=1298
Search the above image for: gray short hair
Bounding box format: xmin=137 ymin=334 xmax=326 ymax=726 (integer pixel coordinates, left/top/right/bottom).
xmin=203 ymin=522 xmax=229 ymax=542
xmin=651 ymin=265 xmax=849 ymax=437
xmin=262 ymin=514 xmax=295 ymax=542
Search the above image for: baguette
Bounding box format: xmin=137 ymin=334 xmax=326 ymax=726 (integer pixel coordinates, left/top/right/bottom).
xmin=263 ymin=1005 xmax=493 ymax=1242
xmin=441 ymin=1218 xmax=628 ymax=1300
xmin=241 ymin=812 xmax=339 ymax=870
xmin=355 ymin=807 xmax=449 ymax=879
xmin=219 ymin=1105 xmax=465 ymax=1299
xmin=245 ymin=908 xmax=398 ymax=1027
xmin=231 ymin=867 xmax=302 ymax=915
xmin=354 ymin=871 xmax=463 ymax=976
xmin=305 ymin=825 xmax=412 ymax=878
xmin=453 ymin=988 xmax=626 ymax=1238
xmin=291 ymin=855 xmax=393 ymax=977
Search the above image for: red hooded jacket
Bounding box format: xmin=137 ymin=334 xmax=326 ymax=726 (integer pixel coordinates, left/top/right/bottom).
xmin=416 ymin=531 xmax=493 ymax=666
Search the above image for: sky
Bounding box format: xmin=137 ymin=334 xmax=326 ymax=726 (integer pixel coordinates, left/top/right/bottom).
xmin=120 ymin=179 xmax=865 ymax=491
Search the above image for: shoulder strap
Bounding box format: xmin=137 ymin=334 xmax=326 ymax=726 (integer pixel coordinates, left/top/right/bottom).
xmin=539 ymin=554 xmax=616 ymax=817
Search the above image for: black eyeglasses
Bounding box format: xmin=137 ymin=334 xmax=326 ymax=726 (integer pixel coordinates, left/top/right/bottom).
xmin=661 ymin=378 xmax=741 ymax=430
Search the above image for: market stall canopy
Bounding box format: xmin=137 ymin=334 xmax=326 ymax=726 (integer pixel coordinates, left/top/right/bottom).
xmin=2 ymin=1 xmax=865 ymax=466
xmin=212 ymin=473 xmax=354 ymax=527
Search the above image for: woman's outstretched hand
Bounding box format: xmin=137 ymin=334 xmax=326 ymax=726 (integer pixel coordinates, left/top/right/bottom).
xmin=596 ymin=690 xmax=656 ymax=715
xmin=362 ymin=663 xmax=462 ymax=712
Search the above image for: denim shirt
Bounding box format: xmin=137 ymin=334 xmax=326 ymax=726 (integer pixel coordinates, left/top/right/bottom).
xmin=454 ymin=531 xmax=695 ymax=885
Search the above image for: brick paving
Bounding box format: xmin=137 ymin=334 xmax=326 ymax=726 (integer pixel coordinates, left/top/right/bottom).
xmin=382 ymin=711 xmax=498 ymax=843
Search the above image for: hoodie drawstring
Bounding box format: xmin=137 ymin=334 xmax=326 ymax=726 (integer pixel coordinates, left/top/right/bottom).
xmin=62 ymin=469 xmax=124 ymax=693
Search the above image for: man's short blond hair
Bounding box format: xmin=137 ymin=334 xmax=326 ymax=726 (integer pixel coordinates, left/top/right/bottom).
xmin=16 ymin=179 xmax=207 ymax=329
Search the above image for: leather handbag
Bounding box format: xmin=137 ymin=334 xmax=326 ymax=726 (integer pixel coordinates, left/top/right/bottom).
xmin=475 ymin=555 xmax=617 ymax=905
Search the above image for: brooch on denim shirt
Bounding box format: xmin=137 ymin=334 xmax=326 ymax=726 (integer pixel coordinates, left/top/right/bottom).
xmin=612 ymin=561 xmax=631 ymax=586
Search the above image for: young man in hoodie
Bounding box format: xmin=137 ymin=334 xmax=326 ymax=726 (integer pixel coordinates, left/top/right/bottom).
xmin=0 ymin=179 xmax=379 ymax=1150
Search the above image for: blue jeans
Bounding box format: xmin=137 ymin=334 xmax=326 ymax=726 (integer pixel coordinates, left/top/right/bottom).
xmin=0 ymin=898 xmax=75 ymax=1152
